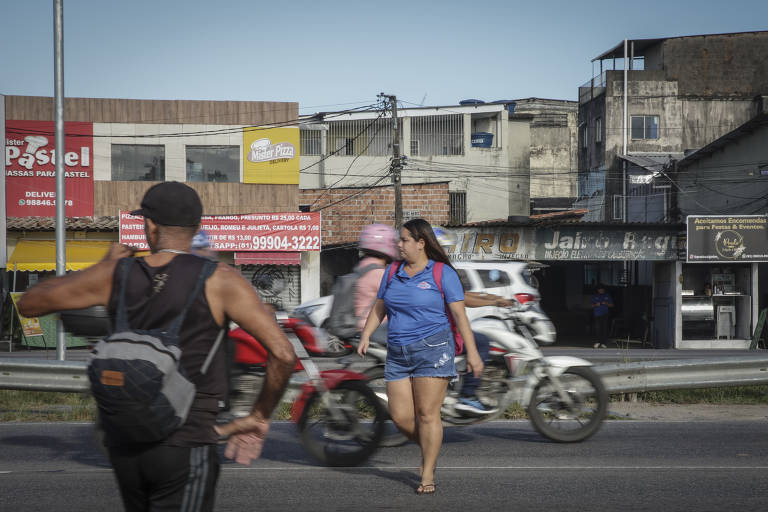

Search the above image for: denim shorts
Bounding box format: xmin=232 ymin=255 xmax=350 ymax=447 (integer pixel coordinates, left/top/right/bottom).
xmin=384 ymin=329 xmax=456 ymax=381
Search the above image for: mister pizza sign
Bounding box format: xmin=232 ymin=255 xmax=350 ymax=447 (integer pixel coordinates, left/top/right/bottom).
xmin=5 ymin=121 xmax=94 ymax=217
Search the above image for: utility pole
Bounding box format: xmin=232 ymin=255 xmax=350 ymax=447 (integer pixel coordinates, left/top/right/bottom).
xmin=54 ymin=0 xmax=67 ymax=360
xmin=380 ymin=93 xmax=402 ymax=228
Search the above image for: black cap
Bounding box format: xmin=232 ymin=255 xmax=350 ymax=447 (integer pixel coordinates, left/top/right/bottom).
xmin=131 ymin=182 xmax=203 ymax=226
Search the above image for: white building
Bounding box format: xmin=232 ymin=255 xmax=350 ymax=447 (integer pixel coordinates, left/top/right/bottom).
xmin=298 ymin=102 xmax=533 ymax=223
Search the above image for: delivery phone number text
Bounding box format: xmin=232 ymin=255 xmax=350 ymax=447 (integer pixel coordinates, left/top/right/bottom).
xmin=212 ymin=235 xmax=320 ymax=251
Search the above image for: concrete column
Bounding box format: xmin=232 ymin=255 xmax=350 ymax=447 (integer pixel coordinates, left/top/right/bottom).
xmin=300 ymin=251 xmax=321 ymax=303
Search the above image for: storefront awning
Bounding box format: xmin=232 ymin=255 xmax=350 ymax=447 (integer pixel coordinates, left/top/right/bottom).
xmin=235 ymin=252 xmax=301 ymax=266
xmin=7 ymin=240 xmax=112 ymax=271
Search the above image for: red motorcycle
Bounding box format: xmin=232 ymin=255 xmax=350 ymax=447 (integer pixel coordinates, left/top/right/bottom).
xmin=226 ymin=324 xmax=385 ymax=466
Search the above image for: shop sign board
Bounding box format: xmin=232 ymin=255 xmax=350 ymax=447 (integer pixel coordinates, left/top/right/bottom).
xmin=120 ymin=211 xmax=321 ymax=252
xmin=442 ymin=227 xmax=534 ymax=261
xmin=687 ymin=215 xmax=768 ymax=262
xmin=9 ymin=292 xmax=44 ymax=337
xmin=242 ymin=127 xmax=299 ymax=184
xmin=441 ymin=226 xmax=678 ymax=261
xmin=536 ymin=228 xmax=678 ymax=261
xmin=4 ymin=120 xmax=94 ymax=217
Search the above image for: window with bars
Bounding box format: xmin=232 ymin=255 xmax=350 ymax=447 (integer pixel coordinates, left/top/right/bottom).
xmin=300 ymin=129 xmax=321 ymax=155
xmin=327 ymin=118 xmax=398 ymax=157
xmin=411 ymin=114 xmax=464 ymax=156
xmin=450 ymin=191 xmax=467 ymax=224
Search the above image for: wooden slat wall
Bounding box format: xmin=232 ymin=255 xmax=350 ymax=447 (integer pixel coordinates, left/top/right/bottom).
xmin=5 ymin=96 xmax=297 ymax=126
xmin=94 ymin=182 xmax=298 ymax=217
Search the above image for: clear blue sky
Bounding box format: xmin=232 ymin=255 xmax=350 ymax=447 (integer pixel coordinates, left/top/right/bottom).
xmin=1 ymin=0 xmax=766 ymax=115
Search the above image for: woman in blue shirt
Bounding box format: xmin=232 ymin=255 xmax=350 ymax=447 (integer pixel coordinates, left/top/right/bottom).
xmin=358 ymin=218 xmax=483 ymax=495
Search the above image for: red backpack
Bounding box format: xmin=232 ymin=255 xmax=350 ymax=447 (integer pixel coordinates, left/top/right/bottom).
xmin=386 ymin=261 xmax=464 ymax=354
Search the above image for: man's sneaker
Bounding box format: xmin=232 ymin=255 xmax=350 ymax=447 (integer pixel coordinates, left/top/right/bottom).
xmin=454 ymin=397 xmax=498 ymax=416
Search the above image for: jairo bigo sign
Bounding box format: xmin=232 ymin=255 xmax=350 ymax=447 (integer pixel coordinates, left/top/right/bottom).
xmin=687 ymin=215 xmax=768 ymax=262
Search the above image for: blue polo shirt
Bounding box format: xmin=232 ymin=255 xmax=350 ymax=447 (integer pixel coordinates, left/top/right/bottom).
xmin=377 ymin=260 xmax=464 ymax=346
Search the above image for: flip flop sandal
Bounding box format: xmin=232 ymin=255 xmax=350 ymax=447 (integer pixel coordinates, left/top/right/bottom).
xmin=415 ymin=483 xmax=436 ymax=495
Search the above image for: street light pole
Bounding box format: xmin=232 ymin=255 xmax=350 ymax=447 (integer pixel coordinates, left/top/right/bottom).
xmin=53 ymin=0 xmax=66 ymax=360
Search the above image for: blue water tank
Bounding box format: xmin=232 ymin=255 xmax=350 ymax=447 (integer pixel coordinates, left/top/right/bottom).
xmin=492 ymin=100 xmax=516 ymax=114
xmin=471 ymin=132 xmax=494 ymax=148
xmin=459 ymin=99 xmax=485 ymax=105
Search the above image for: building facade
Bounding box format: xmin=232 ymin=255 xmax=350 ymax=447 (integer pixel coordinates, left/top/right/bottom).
xmin=2 ymin=95 xmax=323 ymax=328
xmin=298 ymin=102 xmax=532 ymax=224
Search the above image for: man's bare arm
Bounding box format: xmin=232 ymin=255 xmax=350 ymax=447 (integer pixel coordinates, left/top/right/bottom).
xmin=16 ymin=255 xmax=130 ymax=319
xmin=208 ymin=265 xmax=295 ymax=433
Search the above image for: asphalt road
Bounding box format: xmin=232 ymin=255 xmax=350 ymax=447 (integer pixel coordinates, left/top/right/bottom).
xmin=1 ymin=420 xmax=766 ymax=511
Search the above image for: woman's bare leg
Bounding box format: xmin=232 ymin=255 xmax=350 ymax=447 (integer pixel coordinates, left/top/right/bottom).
xmin=386 ymin=378 xmax=418 ymax=441
xmin=412 ymin=377 xmax=449 ymax=487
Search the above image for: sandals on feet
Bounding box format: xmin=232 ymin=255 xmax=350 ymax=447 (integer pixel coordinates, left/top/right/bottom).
xmin=415 ymin=483 xmax=436 ymax=495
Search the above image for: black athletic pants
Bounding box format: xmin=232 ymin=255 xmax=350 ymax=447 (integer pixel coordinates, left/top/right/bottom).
xmin=108 ymin=444 xmax=220 ymax=512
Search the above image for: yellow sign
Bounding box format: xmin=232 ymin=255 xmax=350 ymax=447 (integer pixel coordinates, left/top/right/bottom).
xmin=10 ymin=292 xmax=44 ymax=337
xmin=243 ymin=127 xmax=300 ymax=184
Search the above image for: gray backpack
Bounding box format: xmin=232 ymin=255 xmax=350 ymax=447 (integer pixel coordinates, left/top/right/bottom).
xmin=87 ymin=257 xmax=222 ymax=444
xmin=326 ymin=263 xmax=382 ymax=339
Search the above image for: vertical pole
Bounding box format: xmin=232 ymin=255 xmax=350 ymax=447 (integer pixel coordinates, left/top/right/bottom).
xmin=388 ymin=95 xmax=402 ymax=228
xmin=53 ymin=0 xmax=66 ymax=360
xmin=319 ymin=117 xmax=327 ymax=189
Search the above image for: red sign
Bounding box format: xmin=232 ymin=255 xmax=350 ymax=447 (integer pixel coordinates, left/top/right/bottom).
xmin=5 ymin=121 xmax=94 ymax=217
xmin=120 ymin=211 xmax=322 ymax=251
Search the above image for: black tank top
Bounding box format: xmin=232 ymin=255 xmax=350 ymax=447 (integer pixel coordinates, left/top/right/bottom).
xmin=108 ymin=254 xmax=226 ymax=446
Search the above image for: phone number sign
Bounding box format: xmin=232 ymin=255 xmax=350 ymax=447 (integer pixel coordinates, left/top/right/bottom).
xmin=120 ymin=211 xmax=322 ymax=251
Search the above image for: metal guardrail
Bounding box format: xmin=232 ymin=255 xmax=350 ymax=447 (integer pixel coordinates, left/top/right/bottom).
xmin=594 ymin=356 xmax=768 ymax=393
xmin=0 ymin=359 xmax=89 ymax=392
xmin=1 ymin=356 xmax=768 ymax=394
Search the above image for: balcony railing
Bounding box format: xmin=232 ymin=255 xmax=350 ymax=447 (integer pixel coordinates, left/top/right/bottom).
xmin=578 ymin=71 xmax=607 ymax=104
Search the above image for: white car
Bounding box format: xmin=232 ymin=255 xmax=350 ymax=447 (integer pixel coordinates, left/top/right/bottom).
xmin=292 ymin=260 xmax=553 ymax=335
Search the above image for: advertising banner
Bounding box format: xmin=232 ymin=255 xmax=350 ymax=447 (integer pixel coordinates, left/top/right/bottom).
xmin=5 ymin=121 xmax=94 ymax=217
xmin=535 ymin=227 xmax=679 ymax=261
xmin=10 ymin=292 xmax=44 ymax=337
xmin=242 ymin=127 xmax=299 ymax=184
xmin=442 ymin=226 xmax=679 ymax=261
xmin=441 ymin=227 xmax=534 ymax=261
xmin=120 ymin=211 xmax=321 ymax=252
xmin=687 ymin=215 xmax=768 ymax=262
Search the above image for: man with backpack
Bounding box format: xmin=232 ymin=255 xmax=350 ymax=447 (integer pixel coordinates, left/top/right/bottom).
xmin=18 ymin=182 xmax=295 ymax=511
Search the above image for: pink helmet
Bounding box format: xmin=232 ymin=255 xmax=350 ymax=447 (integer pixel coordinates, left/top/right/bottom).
xmin=359 ymin=224 xmax=398 ymax=260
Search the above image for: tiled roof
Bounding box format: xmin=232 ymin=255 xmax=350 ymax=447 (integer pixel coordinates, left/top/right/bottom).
xmin=6 ymin=216 xmax=119 ymax=232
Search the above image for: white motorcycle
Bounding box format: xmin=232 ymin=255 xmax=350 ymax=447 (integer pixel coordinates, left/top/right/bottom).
xmin=363 ymin=303 xmax=608 ymax=444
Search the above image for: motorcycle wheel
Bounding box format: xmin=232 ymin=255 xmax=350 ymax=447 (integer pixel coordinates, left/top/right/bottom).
xmin=362 ymin=367 xmax=409 ymax=447
xmin=298 ymin=380 xmax=386 ymax=466
xmin=527 ymin=366 xmax=607 ymax=443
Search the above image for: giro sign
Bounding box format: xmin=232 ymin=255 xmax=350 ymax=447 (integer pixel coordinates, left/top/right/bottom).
xmin=4 ymin=120 xmax=94 ymax=217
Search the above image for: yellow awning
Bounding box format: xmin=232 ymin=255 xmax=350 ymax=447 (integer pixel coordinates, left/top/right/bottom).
xmin=7 ymin=240 xmax=113 ymax=271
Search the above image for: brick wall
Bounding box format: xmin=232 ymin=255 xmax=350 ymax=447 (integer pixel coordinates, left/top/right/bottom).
xmin=299 ymin=182 xmax=450 ymax=245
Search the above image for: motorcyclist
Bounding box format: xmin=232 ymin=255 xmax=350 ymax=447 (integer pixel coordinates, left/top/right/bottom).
xmin=432 ymin=226 xmax=513 ymax=415
xmin=354 ymin=224 xmax=399 ymax=333
xmin=191 ymin=229 xmax=217 ymax=261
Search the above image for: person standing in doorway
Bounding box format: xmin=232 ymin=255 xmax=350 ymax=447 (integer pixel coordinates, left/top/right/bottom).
xmin=592 ymin=284 xmax=614 ymax=348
